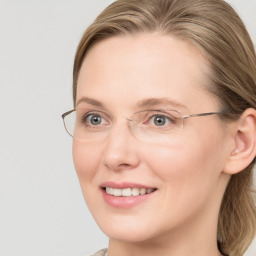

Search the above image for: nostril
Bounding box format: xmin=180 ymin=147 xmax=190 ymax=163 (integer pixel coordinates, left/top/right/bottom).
xmin=103 ymin=162 xmax=134 ymax=171
xmin=119 ymin=163 xmax=131 ymax=167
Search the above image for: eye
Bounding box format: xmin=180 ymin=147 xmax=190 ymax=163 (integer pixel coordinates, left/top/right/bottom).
xmin=88 ymin=114 xmax=103 ymax=125
xmin=149 ymin=114 xmax=172 ymax=126
xmin=136 ymin=110 xmax=180 ymax=129
xmin=82 ymin=113 xmax=108 ymax=127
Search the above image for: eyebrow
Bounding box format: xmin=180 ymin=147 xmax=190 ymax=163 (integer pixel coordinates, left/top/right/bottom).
xmin=76 ymin=97 xmax=104 ymax=107
xmin=76 ymin=96 xmax=188 ymax=110
xmin=137 ymin=97 xmax=188 ymax=110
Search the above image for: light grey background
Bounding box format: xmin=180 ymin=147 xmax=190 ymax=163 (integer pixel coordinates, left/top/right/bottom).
xmin=0 ymin=1 xmax=255 ymax=256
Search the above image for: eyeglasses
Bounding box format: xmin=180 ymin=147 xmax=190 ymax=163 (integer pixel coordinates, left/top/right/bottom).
xmin=62 ymin=108 xmax=223 ymax=144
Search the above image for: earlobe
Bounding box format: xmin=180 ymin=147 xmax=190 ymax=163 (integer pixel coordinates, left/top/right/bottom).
xmin=223 ymin=108 xmax=256 ymax=174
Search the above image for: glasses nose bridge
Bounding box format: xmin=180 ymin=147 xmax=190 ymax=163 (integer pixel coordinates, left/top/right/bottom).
xmin=106 ymin=115 xmax=137 ymax=139
xmin=179 ymin=116 xmax=186 ymax=129
xmin=122 ymin=114 xmax=140 ymax=132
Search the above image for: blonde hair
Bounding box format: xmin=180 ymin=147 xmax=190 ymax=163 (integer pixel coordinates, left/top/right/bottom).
xmin=73 ymin=0 xmax=256 ymax=255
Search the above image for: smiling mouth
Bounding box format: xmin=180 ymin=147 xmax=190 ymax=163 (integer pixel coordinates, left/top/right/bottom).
xmin=103 ymin=187 xmax=157 ymax=197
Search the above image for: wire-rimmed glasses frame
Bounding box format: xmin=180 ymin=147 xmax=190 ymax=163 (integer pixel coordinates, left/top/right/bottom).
xmin=61 ymin=108 xmax=223 ymax=141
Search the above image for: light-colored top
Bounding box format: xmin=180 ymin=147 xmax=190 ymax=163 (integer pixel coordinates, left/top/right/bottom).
xmin=90 ymin=248 xmax=108 ymax=256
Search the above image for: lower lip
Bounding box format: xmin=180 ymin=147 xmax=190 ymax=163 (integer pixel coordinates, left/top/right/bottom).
xmin=101 ymin=189 xmax=156 ymax=209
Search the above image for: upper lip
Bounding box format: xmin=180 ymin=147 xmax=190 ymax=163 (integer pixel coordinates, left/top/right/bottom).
xmin=100 ymin=181 xmax=156 ymax=189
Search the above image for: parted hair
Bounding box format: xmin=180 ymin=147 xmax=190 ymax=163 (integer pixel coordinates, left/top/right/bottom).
xmin=72 ymin=0 xmax=256 ymax=255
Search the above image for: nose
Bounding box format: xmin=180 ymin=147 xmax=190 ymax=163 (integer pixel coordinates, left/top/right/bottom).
xmin=102 ymin=121 xmax=140 ymax=171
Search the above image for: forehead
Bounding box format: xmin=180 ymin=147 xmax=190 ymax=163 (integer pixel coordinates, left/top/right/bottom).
xmin=76 ymin=33 xmax=216 ymax=112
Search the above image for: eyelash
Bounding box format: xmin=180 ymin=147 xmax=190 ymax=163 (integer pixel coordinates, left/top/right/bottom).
xmin=79 ymin=110 xmax=178 ymax=128
xmin=81 ymin=112 xmax=108 ymax=127
xmin=142 ymin=112 xmax=176 ymax=127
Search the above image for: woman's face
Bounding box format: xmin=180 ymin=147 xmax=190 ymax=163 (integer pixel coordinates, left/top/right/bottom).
xmin=73 ymin=33 xmax=232 ymax=243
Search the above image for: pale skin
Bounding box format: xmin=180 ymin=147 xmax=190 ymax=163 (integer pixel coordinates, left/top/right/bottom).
xmin=73 ymin=33 xmax=256 ymax=256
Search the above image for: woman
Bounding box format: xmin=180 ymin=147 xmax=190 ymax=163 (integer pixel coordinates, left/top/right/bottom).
xmin=62 ymin=0 xmax=256 ymax=255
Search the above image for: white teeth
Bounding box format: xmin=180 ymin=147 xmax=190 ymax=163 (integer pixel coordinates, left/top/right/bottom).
xmin=106 ymin=187 xmax=114 ymax=195
xmin=113 ymin=188 xmax=122 ymax=196
xmin=146 ymin=188 xmax=154 ymax=194
xmin=122 ymin=188 xmax=132 ymax=196
xmin=105 ymin=187 xmax=155 ymax=197
xmin=139 ymin=188 xmax=146 ymax=195
xmin=109 ymin=187 xmax=114 ymax=194
xmin=132 ymin=188 xmax=140 ymax=196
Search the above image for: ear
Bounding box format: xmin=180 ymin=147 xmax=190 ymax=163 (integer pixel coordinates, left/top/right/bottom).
xmin=223 ymin=108 xmax=256 ymax=174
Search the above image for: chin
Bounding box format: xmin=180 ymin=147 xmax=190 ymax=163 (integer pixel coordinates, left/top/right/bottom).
xmin=103 ymin=226 xmax=155 ymax=243
xmin=93 ymin=212 xmax=157 ymax=242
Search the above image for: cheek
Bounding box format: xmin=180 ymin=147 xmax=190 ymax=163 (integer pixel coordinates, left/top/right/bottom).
xmin=140 ymin=136 xmax=225 ymax=227
xmin=72 ymin=141 xmax=102 ymax=183
xmin=143 ymin=131 xmax=225 ymax=196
